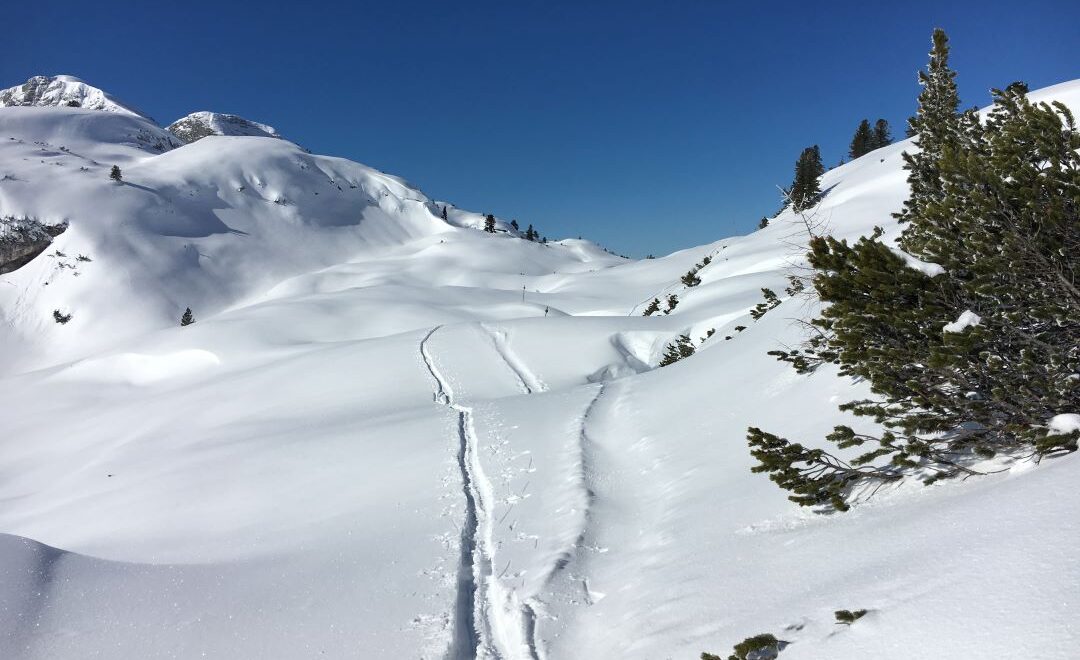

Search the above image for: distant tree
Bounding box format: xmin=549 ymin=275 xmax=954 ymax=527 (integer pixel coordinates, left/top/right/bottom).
xmin=441 ymin=206 xmax=448 ymax=221
xmin=749 ymin=288 xmax=782 ymax=320
xmin=109 ymin=165 xmax=122 ymax=182
xmin=870 ymin=118 xmax=892 ymax=149
xmin=663 ymin=293 xmax=679 ymax=314
xmin=66 ymin=100 xmax=80 ymax=107
xmin=758 ymin=217 xmax=769 ymax=229
xmin=659 ymin=334 xmax=695 ymax=366
xmin=642 ymin=298 xmax=661 ymax=316
xmin=510 ymin=219 xmax=519 ymax=232
xmin=484 ymin=214 xmax=496 ymax=233
xmin=180 ymin=307 xmax=195 ymax=326
xmin=52 ymin=310 xmax=72 ymax=324
xmin=785 ymin=145 xmax=824 ymax=212
xmin=849 ymin=119 xmax=874 ymax=159
xmin=526 ymin=224 xmax=537 ymax=241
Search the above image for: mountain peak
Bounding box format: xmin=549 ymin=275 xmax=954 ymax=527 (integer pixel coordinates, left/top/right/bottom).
xmin=166 ymin=111 xmax=283 ymax=144
xmin=0 ymin=75 xmax=149 ymax=119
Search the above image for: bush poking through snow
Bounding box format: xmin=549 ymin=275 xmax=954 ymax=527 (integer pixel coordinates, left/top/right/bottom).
xmin=749 ymin=288 xmax=781 ymax=320
xmin=663 ymin=293 xmax=679 ymax=314
xmin=180 ymin=307 xmax=195 ymax=327
xmin=52 ymin=310 xmax=72 ymax=324
xmin=834 ymin=609 xmax=868 ymax=625
xmin=658 ymin=334 xmax=695 ymax=367
xmin=681 ymin=256 xmax=711 ymax=287
xmin=642 ymin=298 xmax=661 ymax=316
xmin=702 ymin=633 xmax=787 ymax=660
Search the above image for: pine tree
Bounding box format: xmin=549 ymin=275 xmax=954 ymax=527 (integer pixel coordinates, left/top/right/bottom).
xmin=181 ymin=307 xmax=195 ymax=326
xmin=441 ymin=206 xmax=448 ymax=221
xmin=526 ymin=224 xmax=536 ymax=241
xmin=849 ymin=119 xmax=874 ymax=159
xmin=109 ymin=165 xmax=122 ymax=182
xmin=642 ymin=298 xmax=661 ymax=316
xmin=896 ymin=28 xmax=965 ymax=227
xmin=786 ymin=145 xmax=824 ymax=212
xmin=870 ymin=118 xmax=892 ymax=149
xmin=510 ymin=219 xmax=519 ymax=232
xmin=758 ymin=217 xmax=769 ymax=229
xmin=746 ymin=35 xmax=1080 ymax=512
xmin=484 ymin=214 xmax=496 ymax=233
xmin=658 ymin=334 xmax=695 ymax=366
xmin=663 ymin=293 xmax=679 ymax=314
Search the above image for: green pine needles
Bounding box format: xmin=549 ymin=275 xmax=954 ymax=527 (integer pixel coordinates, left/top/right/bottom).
xmin=747 ymin=29 xmax=1080 ymax=512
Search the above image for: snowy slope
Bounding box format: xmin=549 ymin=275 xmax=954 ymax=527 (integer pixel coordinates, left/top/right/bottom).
xmin=167 ymin=111 xmax=283 ymax=143
xmin=0 ymin=78 xmax=1078 ymax=659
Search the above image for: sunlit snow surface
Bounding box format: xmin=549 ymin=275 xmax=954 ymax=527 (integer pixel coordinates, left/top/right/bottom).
xmin=0 ymin=81 xmax=1078 ymax=659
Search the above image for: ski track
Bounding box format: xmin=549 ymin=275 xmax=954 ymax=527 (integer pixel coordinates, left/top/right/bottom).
xmin=480 ymin=323 xmax=547 ymax=395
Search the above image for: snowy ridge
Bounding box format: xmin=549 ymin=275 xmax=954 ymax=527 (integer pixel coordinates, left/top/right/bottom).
xmin=0 ymin=75 xmax=150 ymax=118
xmin=0 ymin=77 xmax=1078 ymax=659
xmin=166 ymin=111 xmax=283 ymax=144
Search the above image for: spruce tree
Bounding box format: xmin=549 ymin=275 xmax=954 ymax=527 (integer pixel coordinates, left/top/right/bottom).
xmin=484 ymin=214 xmax=496 ymax=233
xmin=510 ymin=220 xmax=519 ymax=232
xmin=526 ymin=224 xmax=536 ymax=241
xmin=849 ymin=119 xmax=874 ymax=159
xmin=441 ymin=206 xmax=448 ymax=221
xmin=181 ymin=307 xmax=195 ymax=326
xmin=871 ymin=118 xmax=892 ymax=149
xmin=786 ymin=145 xmax=824 ymax=212
xmin=642 ymin=298 xmax=661 ymax=316
xmin=109 ymin=165 xmax=122 ymax=182
xmin=659 ymin=334 xmax=695 ymax=366
xmin=896 ymin=28 xmax=964 ymax=227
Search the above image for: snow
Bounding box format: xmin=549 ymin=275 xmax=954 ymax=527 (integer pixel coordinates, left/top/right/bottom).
xmin=1048 ymin=413 xmax=1080 ymax=436
xmin=943 ymin=309 xmax=982 ymax=333
xmin=0 ymin=78 xmax=1078 ymax=659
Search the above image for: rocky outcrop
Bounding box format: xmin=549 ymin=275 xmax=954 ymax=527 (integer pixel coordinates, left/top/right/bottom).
xmin=0 ymin=75 xmax=148 ymax=118
xmin=0 ymin=217 xmax=67 ymax=274
xmin=167 ymin=112 xmax=282 ymax=144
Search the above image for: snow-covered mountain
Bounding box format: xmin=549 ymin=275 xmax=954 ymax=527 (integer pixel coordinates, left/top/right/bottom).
xmin=167 ymin=111 xmax=283 ymax=143
xmin=0 ymin=75 xmax=149 ymax=118
xmin=0 ymin=76 xmax=1078 ymax=659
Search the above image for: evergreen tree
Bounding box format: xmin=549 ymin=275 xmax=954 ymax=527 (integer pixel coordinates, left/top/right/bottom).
xmin=659 ymin=334 xmax=695 ymax=366
xmin=109 ymin=165 xmax=122 ymax=182
xmin=526 ymin=224 xmax=536 ymax=241
xmin=758 ymin=217 xmax=769 ymax=229
xmin=510 ymin=219 xmax=519 ymax=232
xmin=484 ymin=214 xmax=496 ymax=233
xmin=181 ymin=307 xmax=195 ymax=326
xmin=642 ymin=298 xmax=661 ymax=316
xmin=746 ymin=38 xmax=1080 ymax=512
xmin=786 ymin=145 xmax=824 ymax=212
xmin=664 ymin=293 xmax=679 ymax=314
xmin=896 ymin=28 xmax=964 ymax=227
xmin=871 ymin=118 xmax=892 ymax=149
xmin=849 ymin=119 xmax=874 ymax=159
xmin=441 ymin=206 xmax=448 ymax=221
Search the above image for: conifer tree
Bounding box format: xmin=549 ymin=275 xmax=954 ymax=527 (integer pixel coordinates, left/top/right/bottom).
xmin=642 ymin=298 xmax=661 ymax=316
xmin=526 ymin=224 xmax=536 ymax=241
xmin=659 ymin=334 xmax=695 ymax=366
xmin=181 ymin=307 xmax=195 ymax=326
xmin=871 ymin=118 xmax=892 ymax=149
xmin=786 ymin=145 xmax=824 ymax=212
xmin=109 ymin=165 xmax=122 ymax=182
xmin=441 ymin=206 xmax=448 ymax=221
xmin=484 ymin=214 xmax=496 ymax=233
xmin=896 ymin=28 xmax=964 ymax=226
xmin=758 ymin=217 xmax=769 ymax=229
xmin=746 ymin=33 xmax=1080 ymax=512
xmin=510 ymin=219 xmax=519 ymax=232
xmin=849 ymin=119 xmax=874 ymax=159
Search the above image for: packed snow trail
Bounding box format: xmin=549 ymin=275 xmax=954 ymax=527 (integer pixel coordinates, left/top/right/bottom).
xmin=481 ymin=324 xmax=547 ymax=395
xmin=421 ymin=325 xmax=541 ymax=659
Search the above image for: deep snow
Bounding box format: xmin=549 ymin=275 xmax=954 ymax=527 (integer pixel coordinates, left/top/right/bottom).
xmin=0 ymin=78 xmax=1078 ymax=659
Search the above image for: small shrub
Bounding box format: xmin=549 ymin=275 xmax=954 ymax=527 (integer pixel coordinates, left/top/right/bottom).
xmin=834 ymin=609 xmax=868 ymax=625
xmin=642 ymin=298 xmax=661 ymax=316
xmin=702 ymin=633 xmax=787 ymax=660
xmin=53 ymin=310 xmax=72 ymax=324
xmin=180 ymin=307 xmax=195 ymax=326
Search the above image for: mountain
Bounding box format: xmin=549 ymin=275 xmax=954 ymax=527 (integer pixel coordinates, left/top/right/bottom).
xmin=0 ymin=77 xmax=1077 ymax=659
xmin=167 ymin=111 xmax=283 ymax=144
xmin=0 ymin=74 xmax=149 ymax=118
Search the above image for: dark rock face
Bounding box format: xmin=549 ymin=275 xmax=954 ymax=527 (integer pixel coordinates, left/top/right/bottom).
xmin=0 ymin=218 xmax=67 ymax=274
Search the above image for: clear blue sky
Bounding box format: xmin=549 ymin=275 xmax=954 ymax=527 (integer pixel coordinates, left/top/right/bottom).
xmin=4 ymin=1 xmax=1076 ymax=256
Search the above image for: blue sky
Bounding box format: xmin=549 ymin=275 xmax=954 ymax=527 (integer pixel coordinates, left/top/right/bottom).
xmin=5 ymin=1 xmax=1076 ymax=256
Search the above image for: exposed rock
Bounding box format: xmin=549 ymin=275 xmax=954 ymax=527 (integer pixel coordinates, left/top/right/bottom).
xmin=167 ymin=111 xmax=282 ymax=144
xmin=0 ymin=217 xmax=67 ymax=274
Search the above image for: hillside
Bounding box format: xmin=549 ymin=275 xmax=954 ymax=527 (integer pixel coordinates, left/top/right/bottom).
xmin=0 ymin=78 xmax=1077 ymax=659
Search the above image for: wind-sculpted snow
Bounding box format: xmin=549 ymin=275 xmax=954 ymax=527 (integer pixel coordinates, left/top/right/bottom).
xmin=0 ymin=79 xmax=1078 ymax=659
